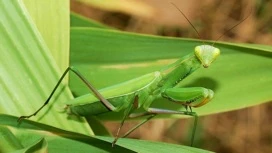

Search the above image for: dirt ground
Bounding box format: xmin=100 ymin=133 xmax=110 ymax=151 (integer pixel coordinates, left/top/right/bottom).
xmin=71 ymin=0 xmax=272 ymax=152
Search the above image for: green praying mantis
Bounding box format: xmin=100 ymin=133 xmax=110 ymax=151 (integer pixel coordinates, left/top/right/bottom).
xmin=18 ymin=3 xmax=250 ymax=147
xmin=19 ymin=48 xmax=217 ymax=146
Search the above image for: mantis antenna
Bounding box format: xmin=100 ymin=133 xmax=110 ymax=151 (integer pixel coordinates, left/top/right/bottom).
xmin=212 ymin=5 xmax=252 ymax=46
xmin=171 ymin=2 xmax=252 ymax=46
xmin=171 ymin=3 xmax=202 ymax=40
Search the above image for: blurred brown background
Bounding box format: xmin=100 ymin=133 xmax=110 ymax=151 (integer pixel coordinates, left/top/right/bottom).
xmin=71 ymin=0 xmax=272 ymax=152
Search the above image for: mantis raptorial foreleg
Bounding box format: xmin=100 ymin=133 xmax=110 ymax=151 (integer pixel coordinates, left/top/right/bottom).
xmin=113 ymin=87 xmax=209 ymax=146
xmin=162 ymin=87 xmax=214 ymax=109
xmin=117 ymin=87 xmax=211 ymax=146
xmin=117 ymin=87 xmax=209 ymax=147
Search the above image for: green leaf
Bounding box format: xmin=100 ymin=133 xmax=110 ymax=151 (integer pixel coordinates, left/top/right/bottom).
xmin=0 ymin=0 xmax=91 ymax=134
xmin=23 ymin=0 xmax=70 ymax=71
xmin=0 ymin=114 xmax=212 ymax=153
xmin=70 ymin=28 xmax=272 ymax=120
xmin=13 ymin=138 xmax=48 ymax=153
xmin=0 ymin=126 xmax=23 ymax=152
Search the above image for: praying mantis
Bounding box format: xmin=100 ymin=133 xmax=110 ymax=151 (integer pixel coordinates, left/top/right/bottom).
xmin=18 ymin=47 xmax=219 ymax=147
xmin=18 ymin=3 xmax=250 ymax=147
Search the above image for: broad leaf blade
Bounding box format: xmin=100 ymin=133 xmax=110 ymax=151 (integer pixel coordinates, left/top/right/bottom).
xmin=70 ymin=28 xmax=272 ymax=120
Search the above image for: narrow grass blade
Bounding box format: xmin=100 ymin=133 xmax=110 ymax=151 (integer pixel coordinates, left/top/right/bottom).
xmin=0 ymin=0 xmax=91 ymax=134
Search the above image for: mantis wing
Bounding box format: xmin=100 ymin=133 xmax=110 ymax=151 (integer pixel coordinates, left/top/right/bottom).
xmin=65 ymin=71 xmax=161 ymax=106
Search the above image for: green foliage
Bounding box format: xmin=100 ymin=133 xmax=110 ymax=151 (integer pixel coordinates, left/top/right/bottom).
xmin=0 ymin=0 xmax=271 ymax=152
xmin=69 ymin=28 xmax=272 ymax=120
xmin=0 ymin=0 xmax=91 ymax=134
xmin=0 ymin=115 xmax=212 ymax=153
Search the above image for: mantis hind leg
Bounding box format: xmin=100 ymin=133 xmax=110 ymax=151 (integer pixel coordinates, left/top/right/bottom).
xmin=18 ymin=67 xmax=116 ymax=122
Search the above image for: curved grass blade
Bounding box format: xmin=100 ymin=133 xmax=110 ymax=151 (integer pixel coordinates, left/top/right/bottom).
xmin=0 ymin=114 xmax=213 ymax=153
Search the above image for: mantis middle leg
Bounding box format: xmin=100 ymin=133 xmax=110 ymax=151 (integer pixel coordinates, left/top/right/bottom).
xmin=119 ymin=108 xmax=197 ymax=146
xmin=112 ymin=95 xmax=139 ymax=147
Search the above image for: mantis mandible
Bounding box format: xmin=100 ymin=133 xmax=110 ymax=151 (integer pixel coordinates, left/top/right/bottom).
xmin=18 ymin=3 xmax=250 ymax=147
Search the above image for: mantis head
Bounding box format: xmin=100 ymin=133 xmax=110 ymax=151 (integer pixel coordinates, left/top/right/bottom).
xmin=194 ymin=45 xmax=220 ymax=68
